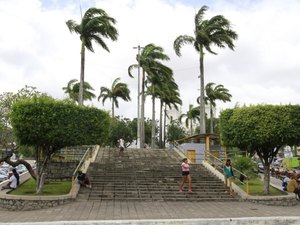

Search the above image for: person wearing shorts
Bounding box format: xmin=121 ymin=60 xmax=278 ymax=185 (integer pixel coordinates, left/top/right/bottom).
xmin=180 ymin=158 xmax=192 ymax=192
xmin=224 ymin=159 xmax=234 ymax=195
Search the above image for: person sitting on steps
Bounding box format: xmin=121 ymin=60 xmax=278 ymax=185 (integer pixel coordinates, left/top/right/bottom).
xmin=287 ymin=173 xmax=300 ymax=200
xmin=77 ymin=171 xmax=92 ymax=189
xmin=1 ymin=169 xmax=19 ymax=191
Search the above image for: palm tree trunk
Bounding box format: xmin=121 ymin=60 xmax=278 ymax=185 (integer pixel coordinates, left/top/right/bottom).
xmin=112 ymin=101 xmax=115 ymax=118
xmin=163 ymin=106 xmax=167 ymax=148
xmin=210 ymin=103 xmax=214 ymax=134
xmin=140 ymin=70 xmax=145 ymax=148
xmin=79 ymin=42 xmax=85 ymax=106
xmin=199 ymin=47 xmax=206 ymax=134
xmin=151 ymin=94 xmax=156 ymax=149
xmin=159 ymin=100 xmax=163 ymax=148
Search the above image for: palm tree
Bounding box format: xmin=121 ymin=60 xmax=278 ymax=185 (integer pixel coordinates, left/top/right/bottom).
xmin=198 ymin=82 xmax=232 ymax=133
xmin=179 ymin=104 xmax=200 ymax=136
xmin=145 ymin=63 xmax=173 ymax=148
xmin=129 ymin=44 xmax=171 ymax=148
xmin=174 ymin=5 xmax=238 ymax=134
xmin=160 ymin=80 xmax=182 ymax=148
xmin=98 ymin=77 xmax=131 ymax=118
xmin=62 ymin=79 xmax=96 ymax=103
xmin=66 ymin=8 xmax=118 ymax=106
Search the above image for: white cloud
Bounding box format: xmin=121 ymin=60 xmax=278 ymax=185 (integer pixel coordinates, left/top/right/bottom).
xmin=0 ymin=0 xmax=300 ymax=119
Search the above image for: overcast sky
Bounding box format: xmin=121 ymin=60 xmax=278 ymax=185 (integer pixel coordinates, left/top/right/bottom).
xmin=1 ymin=0 xmax=300 ymax=119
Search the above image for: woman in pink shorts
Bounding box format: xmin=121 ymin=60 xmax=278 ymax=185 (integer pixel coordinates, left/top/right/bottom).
xmin=180 ymin=158 xmax=192 ymax=192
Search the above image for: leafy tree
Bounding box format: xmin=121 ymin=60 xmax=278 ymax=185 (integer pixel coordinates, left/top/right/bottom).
xmin=98 ymin=77 xmax=131 ymax=118
xmin=66 ymin=7 xmax=118 ymax=105
xmin=125 ymin=117 xmax=155 ymax=148
xmin=62 ymin=79 xmax=96 ymax=103
xmin=167 ymin=120 xmax=186 ymax=143
xmin=179 ymin=104 xmax=200 ymax=136
xmin=109 ymin=117 xmax=134 ymax=148
xmin=174 ymin=5 xmax=238 ymax=134
xmin=11 ymin=96 xmax=110 ymax=194
xmin=219 ymin=105 xmax=300 ymax=194
xmin=0 ymin=86 xmax=46 ymax=149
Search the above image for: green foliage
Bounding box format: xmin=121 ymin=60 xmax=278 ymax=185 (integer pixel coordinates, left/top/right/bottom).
xmin=231 ymin=156 xmax=258 ymax=179
xmin=126 ymin=118 xmax=154 ymax=146
xmin=18 ymin=145 xmax=35 ymax=158
xmin=235 ymin=178 xmax=287 ymax=196
xmin=220 ymin=105 xmax=300 ymax=194
xmin=62 ymin=79 xmax=96 ymax=103
xmin=9 ymin=178 xmax=71 ymax=195
xmin=167 ymin=120 xmax=186 ymax=142
xmin=98 ymin=77 xmax=131 ymax=118
xmin=144 ymin=118 xmax=155 ymax=145
xmin=109 ymin=117 xmax=134 ymax=147
xmin=11 ymin=96 xmax=110 ymax=149
xmin=220 ymin=105 xmax=300 ymax=150
xmin=0 ymin=86 xmax=47 ymax=149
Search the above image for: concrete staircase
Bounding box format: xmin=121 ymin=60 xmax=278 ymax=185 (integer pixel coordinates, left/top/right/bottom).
xmin=77 ymin=148 xmax=237 ymax=201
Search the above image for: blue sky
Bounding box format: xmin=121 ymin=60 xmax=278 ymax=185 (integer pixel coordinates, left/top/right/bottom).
xmin=1 ymin=0 xmax=300 ymax=119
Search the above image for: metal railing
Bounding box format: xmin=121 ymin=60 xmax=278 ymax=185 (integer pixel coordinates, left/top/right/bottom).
xmin=71 ymin=146 xmax=95 ymax=193
xmin=173 ymin=141 xmax=250 ymax=194
xmin=205 ymin=151 xmax=250 ymax=194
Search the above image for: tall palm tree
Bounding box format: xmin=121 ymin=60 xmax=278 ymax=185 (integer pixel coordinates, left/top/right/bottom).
xmin=160 ymin=80 xmax=182 ymax=148
xmin=145 ymin=63 xmax=173 ymax=148
xmin=129 ymin=43 xmax=170 ymax=148
xmin=66 ymin=7 xmax=118 ymax=106
xmin=179 ymin=104 xmax=200 ymax=136
xmin=205 ymin=82 xmax=232 ymax=133
xmin=62 ymin=79 xmax=96 ymax=103
xmin=98 ymin=77 xmax=131 ymax=118
xmin=174 ymin=5 xmax=238 ymax=134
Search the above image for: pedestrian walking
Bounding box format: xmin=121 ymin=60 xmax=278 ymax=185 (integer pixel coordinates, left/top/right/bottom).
xmin=180 ymin=158 xmax=192 ymax=193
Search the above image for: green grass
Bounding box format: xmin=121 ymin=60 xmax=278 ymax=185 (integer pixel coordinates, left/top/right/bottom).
xmin=235 ymin=178 xmax=287 ymax=196
xmin=9 ymin=178 xmax=72 ymax=196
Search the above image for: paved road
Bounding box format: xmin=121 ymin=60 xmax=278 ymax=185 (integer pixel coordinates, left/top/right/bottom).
xmin=0 ymin=200 xmax=300 ymax=224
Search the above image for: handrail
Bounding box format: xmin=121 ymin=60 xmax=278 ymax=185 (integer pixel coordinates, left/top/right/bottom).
xmin=205 ymin=151 xmax=250 ymax=194
xmin=71 ymin=146 xmax=93 ymax=193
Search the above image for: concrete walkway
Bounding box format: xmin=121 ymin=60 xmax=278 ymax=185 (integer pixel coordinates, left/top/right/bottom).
xmin=1 ymin=200 xmax=300 ymax=224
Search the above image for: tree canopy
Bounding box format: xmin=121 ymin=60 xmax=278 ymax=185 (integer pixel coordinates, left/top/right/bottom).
xmin=11 ymin=96 xmax=110 ymax=193
xmin=219 ymin=104 xmax=300 ymax=194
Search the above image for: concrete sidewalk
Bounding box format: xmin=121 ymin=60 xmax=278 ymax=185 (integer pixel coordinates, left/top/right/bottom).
xmin=0 ymin=200 xmax=300 ymax=224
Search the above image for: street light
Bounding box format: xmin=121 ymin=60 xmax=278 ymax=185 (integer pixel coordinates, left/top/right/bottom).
xmin=133 ymin=45 xmax=143 ymax=148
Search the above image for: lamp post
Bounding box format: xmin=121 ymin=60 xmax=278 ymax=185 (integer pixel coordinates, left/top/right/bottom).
xmin=133 ymin=45 xmax=142 ymax=148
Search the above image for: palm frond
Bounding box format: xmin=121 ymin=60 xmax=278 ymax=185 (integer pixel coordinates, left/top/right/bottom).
xmin=173 ymin=35 xmax=195 ymax=56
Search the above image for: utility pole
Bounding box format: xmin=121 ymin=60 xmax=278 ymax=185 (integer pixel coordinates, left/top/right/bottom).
xmin=133 ymin=45 xmax=142 ymax=148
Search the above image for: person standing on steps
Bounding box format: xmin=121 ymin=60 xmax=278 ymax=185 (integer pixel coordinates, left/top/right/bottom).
xmin=180 ymin=158 xmax=192 ymax=193
xmin=224 ymin=159 xmax=234 ymax=196
xmin=118 ymin=137 xmax=125 ymax=156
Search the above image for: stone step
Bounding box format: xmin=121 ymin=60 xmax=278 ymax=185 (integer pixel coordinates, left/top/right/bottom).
xmin=76 ymin=148 xmax=237 ymax=202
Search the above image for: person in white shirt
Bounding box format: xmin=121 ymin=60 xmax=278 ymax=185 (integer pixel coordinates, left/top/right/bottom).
xmin=1 ymin=171 xmax=18 ymax=190
xmin=118 ymin=138 xmax=125 ymax=156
